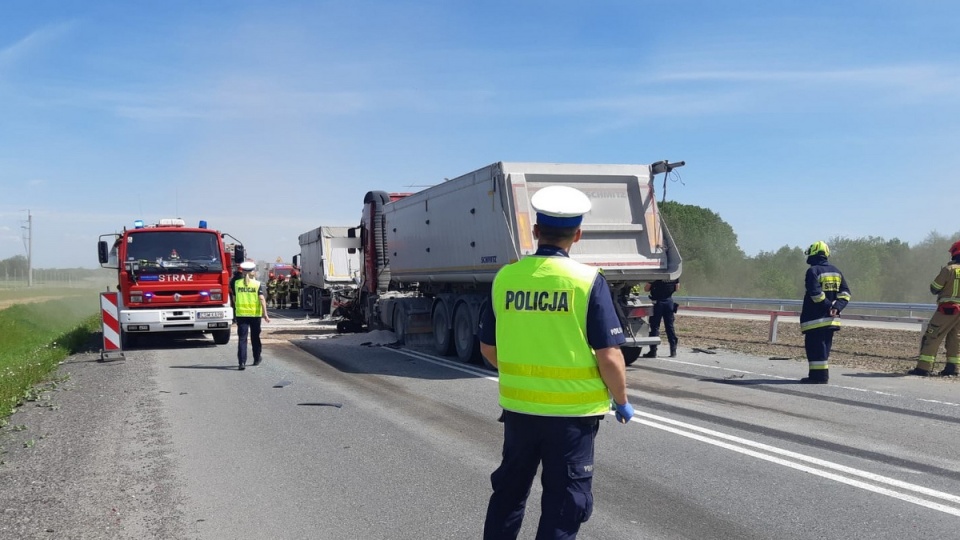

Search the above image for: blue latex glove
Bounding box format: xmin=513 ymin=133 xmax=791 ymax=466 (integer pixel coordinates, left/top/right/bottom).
xmin=612 ymin=400 xmax=634 ymax=424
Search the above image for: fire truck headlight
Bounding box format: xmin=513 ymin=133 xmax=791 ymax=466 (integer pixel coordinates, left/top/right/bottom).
xmin=209 ymin=291 xmax=222 ymax=301
xmin=130 ymin=293 xmax=143 ymax=303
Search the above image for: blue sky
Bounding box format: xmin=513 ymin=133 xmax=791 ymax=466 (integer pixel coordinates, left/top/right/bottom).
xmin=2 ymin=1 xmax=959 ymax=268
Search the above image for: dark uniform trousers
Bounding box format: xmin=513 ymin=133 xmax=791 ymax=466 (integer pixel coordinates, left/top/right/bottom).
xmin=804 ymin=327 xmax=835 ymax=379
xmin=236 ymin=316 xmax=262 ymax=366
xmin=648 ymin=298 xmax=678 ymax=349
xmin=483 ymin=411 xmax=600 ymax=540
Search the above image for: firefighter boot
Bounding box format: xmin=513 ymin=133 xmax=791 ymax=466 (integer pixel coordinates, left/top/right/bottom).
xmin=800 ymin=369 xmax=829 ymax=384
xmin=907 ymin=367 xmax=931 ymax=377
xmin=939 ymin=363 xmax=958 ymax=377
xmin=642 ymin=346 xmax=658 ymax=358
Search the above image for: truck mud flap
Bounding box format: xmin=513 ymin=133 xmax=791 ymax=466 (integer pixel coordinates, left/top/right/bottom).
xmin=393 ymin=311 xmax=433 ymax=348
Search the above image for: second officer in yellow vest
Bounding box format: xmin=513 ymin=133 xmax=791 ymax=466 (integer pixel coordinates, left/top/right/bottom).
xmin=234 ymin=261 xmax=270 ymax=370
xmin=479 ymin=185 xmax=633 ymax=540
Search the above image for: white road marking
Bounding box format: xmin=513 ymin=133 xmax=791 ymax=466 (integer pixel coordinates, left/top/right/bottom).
xmin=629 ymin=413 xmax=960 ymax=517
xmin=388 ymin=346 xmax=960 ymax=517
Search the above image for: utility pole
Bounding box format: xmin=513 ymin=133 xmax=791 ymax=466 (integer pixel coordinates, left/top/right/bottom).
xmin=21 ymin=209 xmax=33 ymax=287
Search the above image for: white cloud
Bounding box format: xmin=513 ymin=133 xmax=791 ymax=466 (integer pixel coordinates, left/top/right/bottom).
xmin=0 ymin=22 xmax=75 ymax=70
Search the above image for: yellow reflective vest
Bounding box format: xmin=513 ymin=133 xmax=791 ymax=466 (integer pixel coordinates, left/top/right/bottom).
xmin=234 ymin=278 xmax=263 ymax=317
xmin=492 ymin=255 xmax=609 ymax=417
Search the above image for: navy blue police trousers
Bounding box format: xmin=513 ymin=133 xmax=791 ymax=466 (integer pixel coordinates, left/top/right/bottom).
xmin=483 ymin=410 xmax=600 ymax=540
xmin=648 ymin=298 xmax=678 ymax=348
xmin=236 ymin=316 xmax=262 ymax=366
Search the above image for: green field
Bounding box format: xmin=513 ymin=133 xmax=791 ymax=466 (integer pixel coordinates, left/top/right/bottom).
xmin=0 ymin=291 xmax=102 ymax=420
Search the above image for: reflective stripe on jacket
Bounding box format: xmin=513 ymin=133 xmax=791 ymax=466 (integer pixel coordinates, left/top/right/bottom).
xmin=492 ymin=256 xmax=609 ymax=417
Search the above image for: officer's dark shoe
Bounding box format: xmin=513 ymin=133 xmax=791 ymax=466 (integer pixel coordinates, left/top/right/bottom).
xmin=799 ymin=377 xmax=828 ymax=384
xmin=907 ymin=368 xmax=931 ymax=377
xmin=239 ymin=365 xmax=246 ymax=371
xmin=642 ymin=347 xmax=658 ymax=358
xmin=669 ymin=346 xmax=677 ymax=358
xmin=253 ymin=358 xmax=261 ymax=366
xmin=938 ymin=364 xmax=958 ymax=377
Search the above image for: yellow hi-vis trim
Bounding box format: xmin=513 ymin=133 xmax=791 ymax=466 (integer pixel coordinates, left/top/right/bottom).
xmin=498 ymin=362 xmax=600 ymax=380
xmin=500 ymin=385 xmax=610 ymax=406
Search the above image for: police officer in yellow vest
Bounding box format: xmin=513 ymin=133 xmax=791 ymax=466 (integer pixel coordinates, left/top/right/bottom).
xmin=910 ymin=240 xmax=960 ymax=377
xmin=234 ymin=261 xmax=270 ymax=370
xmin=479 ymin=185 xmax=633 ymax=540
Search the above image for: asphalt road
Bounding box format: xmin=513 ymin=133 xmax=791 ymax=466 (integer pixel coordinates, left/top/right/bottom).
xmin=2 ymin=313 xmax=959 ymax=539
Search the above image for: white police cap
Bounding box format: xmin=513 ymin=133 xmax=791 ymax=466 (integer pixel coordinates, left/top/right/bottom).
xmin=239 ymin=261 xmax=256 ymax=272
xmin=531 ymin=185 xmax=592 ymax=228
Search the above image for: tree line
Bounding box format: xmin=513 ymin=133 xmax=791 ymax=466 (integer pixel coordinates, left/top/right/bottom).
xmin=660 ymin=201 xmax=960 ymax=303
xmin=0 ymin=255 xmax=111 ymax=284
xmin=2 ymin=206 xmax=957 ymax=303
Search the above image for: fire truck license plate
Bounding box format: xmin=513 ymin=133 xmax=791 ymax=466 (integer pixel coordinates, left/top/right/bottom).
xmin=197 ymin=312 xmax=221 ymax=319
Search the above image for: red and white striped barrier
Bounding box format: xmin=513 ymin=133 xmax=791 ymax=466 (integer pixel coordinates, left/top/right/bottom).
xmin=100 ymin=292 xmax=125 ymax=360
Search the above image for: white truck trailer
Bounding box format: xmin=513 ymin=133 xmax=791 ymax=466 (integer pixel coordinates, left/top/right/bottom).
xmin=339 ymin=161 xmax=683 ymax=365
xmin=294 ymin=225 xmax=362 ymax=316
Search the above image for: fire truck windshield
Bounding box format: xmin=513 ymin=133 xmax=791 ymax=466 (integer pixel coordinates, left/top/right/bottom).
xmin=124 ymin=231 xmax=224 ymax=272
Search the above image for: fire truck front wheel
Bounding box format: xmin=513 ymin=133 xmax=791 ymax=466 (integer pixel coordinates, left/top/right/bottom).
xmin=212 ymin=329 xmax=231 ymax=345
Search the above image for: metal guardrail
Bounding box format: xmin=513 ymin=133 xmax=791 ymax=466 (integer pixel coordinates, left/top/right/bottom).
xmin=677 ymin=296 xmax=935 ymax=315
xmin=674 ymin=296 xmax=934 ymax=343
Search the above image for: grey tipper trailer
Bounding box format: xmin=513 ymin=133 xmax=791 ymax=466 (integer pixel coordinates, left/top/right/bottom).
xmin=348 ymin=161 xmax=683 ymax=365
xmin=295 ymin=226 xmax=361 ymax=317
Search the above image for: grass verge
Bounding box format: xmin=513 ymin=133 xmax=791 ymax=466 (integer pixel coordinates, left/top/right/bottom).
xmin=0 ymin=296 xmax=101 ymax=420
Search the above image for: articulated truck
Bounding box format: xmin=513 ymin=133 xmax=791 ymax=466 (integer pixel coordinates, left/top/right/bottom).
xmin=293 ymin=225 xmax=362 ymax=317
xmin=337 ymin=161 xmax=683 ymax=365
xmin=97 ymin=218 xmax=245 ymax=348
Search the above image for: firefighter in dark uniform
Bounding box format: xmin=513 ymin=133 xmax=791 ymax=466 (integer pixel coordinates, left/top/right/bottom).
xmin=909 ymin=240 xmax=960 ymax=377
xmin=479 ymin=185 xmax=634 ymax=540
xmin=266 ymin=272 xmax=277 ymax=308
xmin=799 ymin=241 xmax=851 ymax=384
xmin=288 ymin=270 xmax=302 ymax=309
xmin=276 ymin=275 xmax=289 ymax=309
xmin=233 ymin=261 xmax=270 ymax=370
xmin=642 ymin=279 xmax=680 ymax=358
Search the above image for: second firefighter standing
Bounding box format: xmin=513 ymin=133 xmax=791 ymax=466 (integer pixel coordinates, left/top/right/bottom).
xmin=288 ymin=270 xmax=302 ymax=309
xmin=909 ymin=240 xmax=960 ymax=377
xmin=266 ymin=272 xmax=277 ymax=308
xmin=799 ymin=241 xmax=851 ymax=384
xmin=276 ymin=275 xmax=289 ymax=309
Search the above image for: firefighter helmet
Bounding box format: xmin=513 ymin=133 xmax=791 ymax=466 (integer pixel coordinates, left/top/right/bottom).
xmin=950 ymin=240 xmax=960 ymax=258
xmin=269 ymin=272 xmax=275 ymax=278
xmin=804 ymin=241 xmax=830 ymax=258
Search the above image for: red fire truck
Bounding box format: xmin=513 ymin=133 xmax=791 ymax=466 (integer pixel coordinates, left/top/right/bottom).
xmin=97 ymin=218 xmax=245 ymax=348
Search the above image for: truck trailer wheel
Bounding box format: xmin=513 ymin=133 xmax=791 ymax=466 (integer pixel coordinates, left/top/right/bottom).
xmin=432 ymin=302 xmax=455 ymax=356
xmin=453 ymin=303 xmax=480 ymax=363
xmin=623 ymin=347 xmax=641 ymax=366
xmin=392 ymin=305 xmax=406 ymax=345
xmin=212 ymin=329 xmax=231 ymax=345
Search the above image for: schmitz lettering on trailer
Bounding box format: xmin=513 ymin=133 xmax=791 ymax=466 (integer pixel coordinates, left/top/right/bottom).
xmin=504 ymin=290 xmax=571 ymax=312
xmin=158 ymin=274 xmax=195 ymax=282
